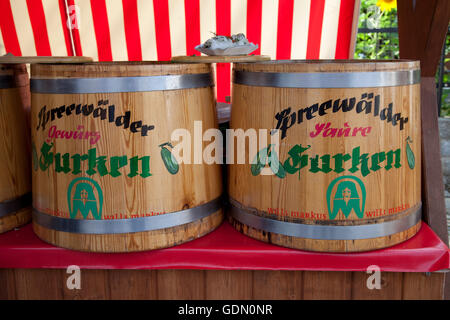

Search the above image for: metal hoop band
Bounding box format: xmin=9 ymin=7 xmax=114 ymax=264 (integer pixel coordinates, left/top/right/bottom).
xmin=0 ymin=75 xmax=15 ymax=89
xmin=0 ymin=193 xmax=32 ymax=218
xmin=33 ymin=196 xmax=222 ymax=234
xmin=233 ymin=69 xmax=420 ymax=88
xmin=31 ymin=73 xmax=214 ymax=94
xmin=229 ymin=199 xmax=422 ymax=240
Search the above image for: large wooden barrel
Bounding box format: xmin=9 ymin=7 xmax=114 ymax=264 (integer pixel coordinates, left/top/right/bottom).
xmin=229 ymin=60 xmax=421 ymax=252
xmin=31 ymin=62 xmax=223 ymax=252
xmin=0 ymin=64 xmax=32 ymax=233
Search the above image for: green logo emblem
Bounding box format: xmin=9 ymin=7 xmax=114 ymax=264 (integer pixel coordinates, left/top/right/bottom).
xmin=67 ymin=177 xmax=103 ymax=220
xmin=326 ymin=175 xmax=366 ymax=220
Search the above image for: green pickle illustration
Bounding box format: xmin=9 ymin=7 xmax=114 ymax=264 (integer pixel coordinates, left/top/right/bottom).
xmin=159 ymin=142 xmax=179 ymax=175
xmin=159 ymin=142 xmax=180 ymax=174
xmin=406 ymin=136 xmax=415 ymax=169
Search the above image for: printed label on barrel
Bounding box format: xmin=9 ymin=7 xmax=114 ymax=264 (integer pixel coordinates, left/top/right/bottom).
xmin=31 ymin=98 xmax=197 ymax=221
xmin=234 ymin=89 xmax=420 ymax=222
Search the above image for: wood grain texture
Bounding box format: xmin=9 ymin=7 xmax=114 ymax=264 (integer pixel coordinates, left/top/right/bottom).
xmin=107 ymin=270 xmax=158 ymax=300
xmin=398 ymin=0 xmax=450 ymax=77
xmin=0 ymin=55 xmax=93 ymax=64
xmin=0 ymin=269 xmax=445 ymax=300
xmin=351 ymin=271 xmax=403 ymax=300
xmin=402 ymin=272 xmax=444 ymax=300
xmin=398 ymin=1 xmax=450 ymax=300
xmin=0 ymin=64 xmax=31 ymax=233
xmin=252 ymin=271 xmax=303 ymax=300
xmin=205 ymin=270 xmax=252 ymax=299
xmin=31 ymin=62 xmax=223 ymax=252
xmin=62 ymin=269 xmax=110 ymax=300
xmin=303 ymin=271 xmax=352 ymax=300
xmin=0 ymin=269 xmax=16 ymax=299
xmin=418 ymin=77 xmax=449 ymax=300
xmin=0 ymin=207 xmax=31 ymax=234
xmin=157 ymin=270 xmax=206 ymax=300
xmin=348 ymin=0 xmax=361 ymax=58
xmin=13 ymin=269 xmax=65 ymax=300
xmin=229 ymin=60 xmax=422 ymax=252
xmin=418 ymin=78 xmax=448 ymax=246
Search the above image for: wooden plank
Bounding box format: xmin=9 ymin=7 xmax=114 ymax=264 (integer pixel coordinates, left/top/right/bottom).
xmin=419 ymin=77 xmax=449 ymax=244
xmin=13 ymin=269 xmax=64 ymax=300
xmin=351 ymin=272 xmax=403 ymax=300
xmin=252 ymin=271 xmax=303 ymax=300
xmin=348 ymin=0 xmax=361 ymax=58
xmin=398 ymin=2 xmax=450 ymax=298
xmin=205 ymin=270 xmax=252 ymax=299
xmin=402 ymin=272 xmax=444 ymax=299
xmin=303 ymin=271 xmax=352 ymax=300
xmin=107 ymin=270 xmax=158 ymax=300
xmin=156 ymin=270 xmax=206 ymax=299
xmin=443 ymin=274 xmax=449 ymax=300
xmin=0 ymin=54 xmax=93 ymax=64
xmin=398 ymin=0 xmax=450 ymax=76
xmin=62 ymin=269 xmax=110 ymax=300
xmin=0 ymin=269 xmax=17 ymax=299
xmin=0 ymin=269 xmax=7 ymax=299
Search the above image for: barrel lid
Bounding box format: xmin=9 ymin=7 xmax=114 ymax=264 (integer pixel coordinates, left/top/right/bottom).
xmin=0 ymin=53 xmax=93 ymax=64
xmin=234 ymin=59 xmax=420 ymax=73
xmin=31 ymin=61 xmax=213 ymax=78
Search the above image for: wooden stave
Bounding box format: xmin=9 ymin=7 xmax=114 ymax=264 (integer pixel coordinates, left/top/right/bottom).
xmin=0 ymin=64 xmax=32 ymax=233
xmin=228 ymin=60 xmax=422 ymax=252
xmin=31 ymin=62 xmax=223 ymax=252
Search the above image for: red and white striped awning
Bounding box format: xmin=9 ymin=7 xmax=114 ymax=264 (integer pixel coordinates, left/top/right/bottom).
xmin=0 ymin=0 xmax=359 ymax=102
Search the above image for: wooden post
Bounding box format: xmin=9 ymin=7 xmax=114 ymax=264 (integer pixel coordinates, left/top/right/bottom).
xmin=397 ymin=0 xmax=450 ymax=300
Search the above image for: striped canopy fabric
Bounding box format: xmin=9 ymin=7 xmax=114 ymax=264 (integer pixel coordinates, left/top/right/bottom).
xmin=0 ymin=0 xmax=359 ymax=102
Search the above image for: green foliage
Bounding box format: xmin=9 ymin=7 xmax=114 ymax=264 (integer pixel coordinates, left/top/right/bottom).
xmin=437 ymin=34 xmax=450 ymax=117
xmin=355 ymin=1 xmax=450 ymax=117
xmin=354 ymin=0 xmax=399 ymax=60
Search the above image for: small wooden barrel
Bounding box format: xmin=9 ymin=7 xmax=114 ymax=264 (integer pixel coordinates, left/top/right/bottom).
xmin=0 ymin=64 xmax=32 ymax=233
xmin=31 ymin=62 xmax=223 ymax=252
xmin=229 ymin=60 xmax=421 ymax=252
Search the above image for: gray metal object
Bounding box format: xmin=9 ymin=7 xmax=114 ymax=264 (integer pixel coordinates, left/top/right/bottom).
xmin=230 ymin=201 xmax=422 ymax=240
xmin=233 ymin=69 xmax=420 ymax=88
xmin=33 ymin=196 xmax=222 ymax=234
xmin=31 ymin=73 xmax=214 ymax=94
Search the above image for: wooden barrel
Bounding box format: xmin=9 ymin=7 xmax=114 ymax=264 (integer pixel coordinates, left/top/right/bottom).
xmin=0 ymin=64 xmax=32 ymax=233
xmin=31 ymin=62 xmax=223 ymax=252
xmin=229 ymin=60 xmax=421 ymax=252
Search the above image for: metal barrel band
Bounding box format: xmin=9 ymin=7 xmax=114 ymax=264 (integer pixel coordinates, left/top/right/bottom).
xmin=30 ymin=73 xmax=214 ymax=94
xmin=32 ymin=196 xmax=222 ymax=234
xmin=0 ymin=193 xmax=32 ymax=218
xmin=0 ymin=75 xmax=15 ymax=89
xmin=233 ymin=69 xmax=421 ymax=88
xmin=229 ymin=200 xmax=422 ymax=240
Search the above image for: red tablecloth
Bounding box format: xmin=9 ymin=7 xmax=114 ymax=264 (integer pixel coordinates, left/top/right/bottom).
xmin=0 ymin=221 xmax=448 ymax=272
